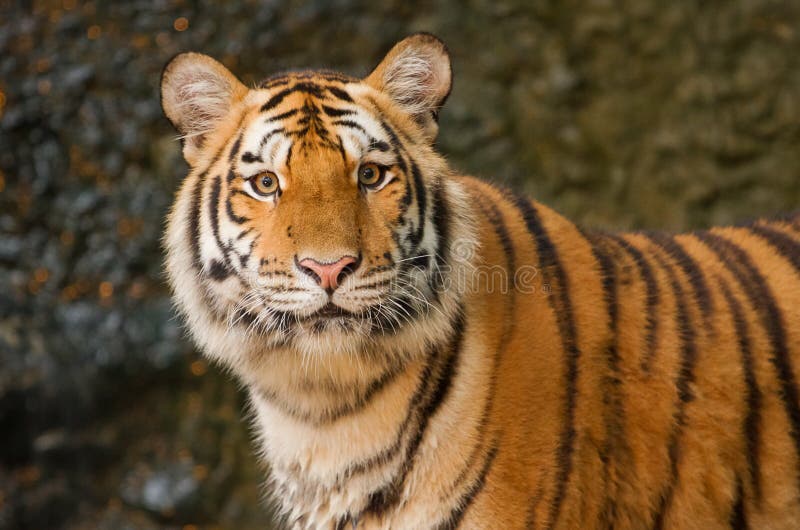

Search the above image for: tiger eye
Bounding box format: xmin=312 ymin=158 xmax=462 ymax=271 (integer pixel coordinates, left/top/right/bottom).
xmin=250 ymin=171 xmax=279 ymax=196
xmin=358 ymin=163 xmax=383 ymax=187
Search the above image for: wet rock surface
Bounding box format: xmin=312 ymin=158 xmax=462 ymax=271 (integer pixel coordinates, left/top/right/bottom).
xmin=1 ymin=1 xmax=798 ymax=528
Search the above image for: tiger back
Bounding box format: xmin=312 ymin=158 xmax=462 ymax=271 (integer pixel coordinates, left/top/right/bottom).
xmin=160 ymin=34 xmax=800 ymax=529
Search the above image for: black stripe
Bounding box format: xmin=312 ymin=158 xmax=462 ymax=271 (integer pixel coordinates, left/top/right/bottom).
xmin=260 ymin=88 xmax=292 ymax=112
xmin=404 ymin=253 xmax=429 ymax=271
xmin=369 ymin=140 xmax=391 ymax=152
xmin=228 ymin=133 xmax=242 ymax=162
xmin=331 ymin=134 xmax=346 ymax=166
xmin=377 ymin=118 xmax=408 ymax=173
xmin=207 ymin=174 xmax=242 ymax=284
xmin=483 ymin=198 xmax=517 ymax=277
xmin=258 ymin=128 xmax=286 ymax=149
xmin=603 ymin=234 xmax=661 ymax=372
xmin=525 ymin=487 xmax=544 ymax=530
xmin=585 ymin=232 xmax=628 ymax=525
xmin=241 ymin=151 xmax=262 ymax=164
xmin=695 ymin=230 xmax=800 ymax=491
xmin=238 ymin=239 xmax=256 ymax=268
xmin=509 ymin=194 xmax=580 ymax=530
xmin=236 ymin=227 xmax=255 ymax=240
xmin=225 ymin=172 xmax=249 ymax=224
xmin=295 ymin=101 xmax=322 ymax=127
xmin=644 ymin=232 xmax=713 ymax=322
xmin=258 ymin=76 xmax=291 ymax=90
xmin=729 ymin=479 xmax=748 ymax=530
xmin=208 ymin=175 xmax=225 ymax=254
xmin=327 ymin=85 xmax=353 ymax=102
xmin=429 ymin=184 xmax=450 ymax=293
xmin=260 ymin=82 xmax=326 ymax=113
xmin=289 ymin=127 xmax=311 ymax=141
xmin=332 ymin=119 xmax=368 ymax=136
xmin=649 ymin=246 xmax=697 ymax=530
xmin=397 ymin=168 xmax=413 ymax=228
xmin=749 ymin=223 xmax=800 ymax=274
xmin=436 ymin=443 xmax=500 ymax=530
xmin=322 ymin=104 xmax=354 ymax=117
xmin=362 ymin=309 xmax=466 ymax=517
xmin=316 ymin=73 xmax=356 ymax=83
xmin=364 ymin=94 xmax=415 ymax=144
xmin=207 ymin=259 xmax=231 ymax=281
xmin=285 ymin=141 xmax=294 ymax=172
xmin=264 ymin=108 xmax=299 ymax=122
xmin=188 ymin=171 xmax=206 ymax=273
xmin=408 ymin=158 xmax=427 ymax=248
xmin=718 ymin=277 xmax=762 ymax=502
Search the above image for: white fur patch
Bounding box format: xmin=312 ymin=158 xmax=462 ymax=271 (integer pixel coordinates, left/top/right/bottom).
xmin=382 ymin=48 xmax=448 ymax=116
xmin=170 ymin=69 xmax=233 ymax=140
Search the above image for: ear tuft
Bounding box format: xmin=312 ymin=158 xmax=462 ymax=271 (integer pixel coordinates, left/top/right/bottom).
xmin=160 ymin=53 xmax=247 ymax=163
xmin=366 ymin=34 xmax=452 ymax=140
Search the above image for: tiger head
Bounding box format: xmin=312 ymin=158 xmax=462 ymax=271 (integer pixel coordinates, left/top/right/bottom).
xmin=161 ymin=34 xmax=475 ymax=363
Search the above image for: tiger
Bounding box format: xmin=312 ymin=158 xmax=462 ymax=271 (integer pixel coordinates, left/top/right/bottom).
xmin=160 ymin=33 xmax=800 ymax=529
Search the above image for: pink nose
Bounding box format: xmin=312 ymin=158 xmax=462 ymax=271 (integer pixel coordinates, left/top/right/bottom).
xmin=298 ymin=256 xmax=358 ymax=291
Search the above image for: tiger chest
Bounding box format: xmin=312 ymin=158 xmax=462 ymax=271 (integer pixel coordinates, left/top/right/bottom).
xmin=250 ymin=376 xmax=422 ymax=529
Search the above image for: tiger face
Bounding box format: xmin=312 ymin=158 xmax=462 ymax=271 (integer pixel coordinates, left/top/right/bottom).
xmin=162 ymin=35 xmax=468 ymax=356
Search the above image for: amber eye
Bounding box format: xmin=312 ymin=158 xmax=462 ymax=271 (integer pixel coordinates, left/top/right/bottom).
xmin=249 ymin=171 xmax=279 ymax=197
xmin=358 ymin=163 xmax=385 ymax=188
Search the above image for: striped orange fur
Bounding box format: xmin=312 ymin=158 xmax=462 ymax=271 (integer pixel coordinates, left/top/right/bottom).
xmin=160 ymin=34 xmax=800 ymax=529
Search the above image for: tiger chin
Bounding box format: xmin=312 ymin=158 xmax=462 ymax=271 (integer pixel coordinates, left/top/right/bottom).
xmin=161 ymin=34 xmax=800 ymax=529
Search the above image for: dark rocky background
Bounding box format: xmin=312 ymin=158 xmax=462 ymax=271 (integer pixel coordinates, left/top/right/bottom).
xmin=1 ymin=1 xmax=798 ymax=528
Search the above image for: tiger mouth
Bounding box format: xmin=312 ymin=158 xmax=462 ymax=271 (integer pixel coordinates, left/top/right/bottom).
xmin=308 ymin=303 xmax=354 ymax=320
xmin=231 ymin=294 xmax=424 ymax=337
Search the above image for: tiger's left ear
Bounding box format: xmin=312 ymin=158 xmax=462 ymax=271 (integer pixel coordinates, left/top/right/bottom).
xmin=365 ymin=33 xmax=452 ymax=141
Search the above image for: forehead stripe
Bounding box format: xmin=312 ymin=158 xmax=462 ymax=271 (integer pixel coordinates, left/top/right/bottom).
xmin=322 ymin=105 xmax=355 ymax=117
xmin=332 ymin=119 xmax=368 ymax=136
xmin=327 ymin=85 xmax=353 ymax=102
xmin=241 ymin=151 xmax=263 ymax=164
xmin=332 ymin=120 xmax=388 ymax=152
xmin=258 ymin=128 xmax=287 ymax=150
xmin=259 ymin=82 xmax=327 ymax=113
xmin=370 ymin=140 xmax=391 ymax=152
xmin=265 ymin=108 xmax=299 ymax=122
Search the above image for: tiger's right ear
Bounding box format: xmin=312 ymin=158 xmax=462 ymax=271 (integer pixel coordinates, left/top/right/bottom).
xmin=365 ymin=33 xmax=452 ymax=142
xmin=160 ymin=53 xmax=248 ymax=165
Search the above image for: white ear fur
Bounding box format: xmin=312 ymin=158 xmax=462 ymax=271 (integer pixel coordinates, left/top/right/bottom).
xmin=160 ymin=53 xmax=247 ymax=164
xmin=366 ymin=34 xmax=452 ymax=140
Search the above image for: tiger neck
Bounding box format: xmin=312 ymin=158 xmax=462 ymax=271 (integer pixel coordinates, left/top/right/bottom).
xmin=244 ymin=303 xmax=472 ymax=526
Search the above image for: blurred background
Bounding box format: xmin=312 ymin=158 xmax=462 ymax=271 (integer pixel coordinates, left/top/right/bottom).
xmin=1 ymin=1 xmax=799 ymax=528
